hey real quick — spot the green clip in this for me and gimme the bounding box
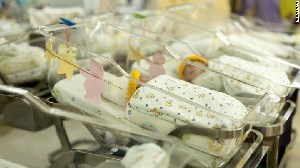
[133,12,147,19]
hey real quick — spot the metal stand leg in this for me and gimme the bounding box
[265,136,279,168]
[52,117,72,151]
[49,117,97,165]
[51,150,120,168]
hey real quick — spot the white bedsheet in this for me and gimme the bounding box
[53,74,125,123]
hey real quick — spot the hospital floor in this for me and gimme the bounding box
[283,91,300,168]
[0,93,300,168]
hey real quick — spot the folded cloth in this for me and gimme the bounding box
[102,75,129,107]
[122,143,167,168]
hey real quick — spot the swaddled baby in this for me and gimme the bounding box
[53,68,249,157]
[91,70,248,157]
[49,76,258,168]
[0,39,47,84]
[178,55,290,97]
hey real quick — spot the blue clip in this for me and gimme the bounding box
[59,18,76,29]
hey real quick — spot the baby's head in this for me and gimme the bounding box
[178,56,208,82]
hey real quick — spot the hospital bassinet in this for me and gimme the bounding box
[167,3,298,45]
[37,20,280,167]
[127,11,299,167]
[0,33,52,131]
[166,4,300,69]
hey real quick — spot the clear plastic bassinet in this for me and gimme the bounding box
[128,15,300,103]
[38,21,277,167]
[166,4,300,68]
[167,3,295,33]
[168,3,298,45]
[216,11,300,45]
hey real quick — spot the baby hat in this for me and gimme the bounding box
[101,70,140,107]
[178,55,208,80]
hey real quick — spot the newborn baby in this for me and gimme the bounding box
[0,39,47,84]
[178,55,290,97]
[53,70,250,157]
[99,71,249,156]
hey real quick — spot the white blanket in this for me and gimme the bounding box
[126,75,248,156]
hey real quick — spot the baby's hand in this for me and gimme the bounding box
[136,77,150,89]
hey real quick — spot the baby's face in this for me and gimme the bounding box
[183,61,205,81]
